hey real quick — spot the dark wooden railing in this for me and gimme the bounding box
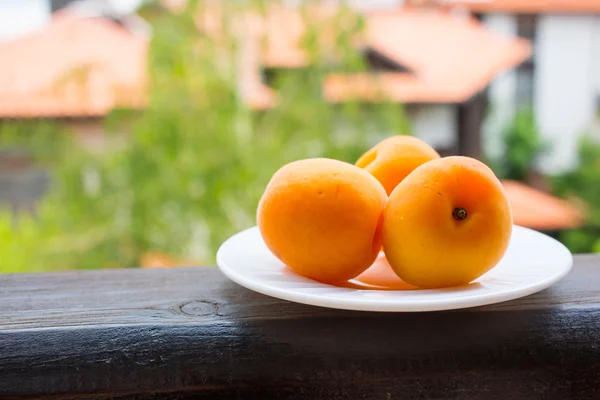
[2,255,600,399]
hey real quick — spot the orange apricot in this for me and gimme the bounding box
[356,135,440,195]
[382,156,513,289]
[257,158,387,284]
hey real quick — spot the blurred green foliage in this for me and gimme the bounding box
[552,136,600,253]
[0,1,409,272]
[491,108,600,254]
[492,108,549,181]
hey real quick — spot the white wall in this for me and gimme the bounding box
[592,17,600,97]
[0,0,51,42]
[408,104,457,150]
[344,0,403,11]
[534,15,597,174]
[590,16,600,140]
[64,0,146,18]
[480,13,518,160]
[284,0,403,10]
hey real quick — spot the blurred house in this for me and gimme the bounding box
[0,0,584,231]
[190,1,583,231]
[0,0,150,146]
[408,0,600,174]
[320,8,531,158]
[192,2,531,158]
[0,2,271,148]
[0,13,148,150]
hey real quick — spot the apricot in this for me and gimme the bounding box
[257,158,387,284]
[382,156,512,289]
[356,135,440,195]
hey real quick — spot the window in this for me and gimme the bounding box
[516,64,534,108]
[517,14,537,41]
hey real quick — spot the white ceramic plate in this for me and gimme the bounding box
[217,226,573,312]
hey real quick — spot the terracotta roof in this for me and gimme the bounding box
[501,180,585,230]
[410,0,600,13]
[173,3,531,105]
[257,3,352,69]
[194,2,345,69]
[323,9,531,103]
[0,10,273,118]
[0,15,148,118]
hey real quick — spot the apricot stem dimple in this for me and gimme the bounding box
[453,207,467,221]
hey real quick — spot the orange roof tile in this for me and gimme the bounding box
[194,2,345,69]
[257,3,349,68]
[412,0,600,13]
[0,11,275,118]
[0,15,148,118]
[177,3,531,105]
[324,9,531,103]
[501,180,585,230]
[324,72,454,103]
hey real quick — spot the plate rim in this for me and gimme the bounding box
[216,225,573,312]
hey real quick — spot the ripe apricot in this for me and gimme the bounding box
[356,135,440,195]
[257,158,387,284]
[382,156,512,289]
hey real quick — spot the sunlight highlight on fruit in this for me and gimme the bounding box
[382,156,513,289]
[356,135,440,195]
[257,138,513,290]
[257,158,387,284]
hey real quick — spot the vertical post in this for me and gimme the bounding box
[457,90,488,159]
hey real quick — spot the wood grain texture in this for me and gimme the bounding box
[1,255,600,399]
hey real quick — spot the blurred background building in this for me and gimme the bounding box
[0,0,594,271]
